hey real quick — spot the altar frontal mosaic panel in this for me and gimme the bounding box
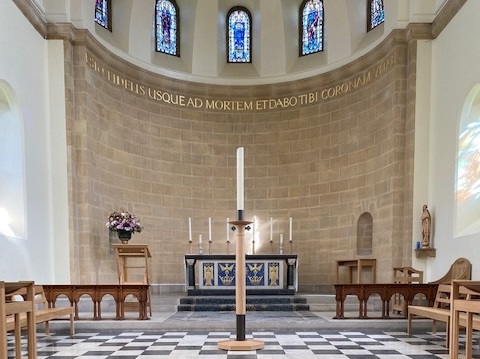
[198,260,283,289]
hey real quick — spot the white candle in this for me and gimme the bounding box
[252,217,256,243]
[208,217,212,243]
[270,217,273,242]
[289,217,293,242]
[236,147,244,211]
[188,217,192,243]
[280,233,283,245]
[227,217,230,243]
[199,234,203,245]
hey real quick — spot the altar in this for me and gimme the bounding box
[184,254,298,295]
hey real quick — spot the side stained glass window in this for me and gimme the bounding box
[455,85,480,237]
[368,0,385,31]
[227,7,252,63]
[95,0,111,31]
[155,0,180,56]
[300,0,324,56]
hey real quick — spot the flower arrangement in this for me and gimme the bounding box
[106,211,143,233]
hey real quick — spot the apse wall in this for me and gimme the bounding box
[69,30,410,292]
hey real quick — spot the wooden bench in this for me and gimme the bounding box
[42,284,150,320]
[6,285,74,336]
[407,283,480,348]
[333,283,438,319]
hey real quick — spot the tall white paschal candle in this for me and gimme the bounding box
[252,217,256,243]
[226,217,230,242]
[236,147,244,219]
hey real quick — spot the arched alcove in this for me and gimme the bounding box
[0,80,26,239]
[357,212,373,255]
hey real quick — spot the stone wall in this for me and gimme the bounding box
[68,29,410,293]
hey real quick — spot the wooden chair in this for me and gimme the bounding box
[392,266,423,315]
[430,257,471,284]
[408,284,452,346]
[450,280,480,358]
[408,283,479,348]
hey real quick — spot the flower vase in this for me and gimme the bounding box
[117,230,132,244]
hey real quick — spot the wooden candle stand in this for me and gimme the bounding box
[217,220,264,351]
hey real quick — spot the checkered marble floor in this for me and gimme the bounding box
[7,330,479,358]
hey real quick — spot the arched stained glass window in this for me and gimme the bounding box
[227,7,252,63]
[95,0,111,31]
[368,0,385,31]
[155,0,179,56]
[300,0,324,56]
[455,85,480,237]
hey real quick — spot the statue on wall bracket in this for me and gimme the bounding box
[421,204,432,248]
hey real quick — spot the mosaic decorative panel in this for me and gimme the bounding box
[198,259,283,289]
[202,262,215,286]
[217,262,236,286]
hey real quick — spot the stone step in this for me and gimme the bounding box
[180,296,307,305]
[177,295,309,311]
[178,303,310,312]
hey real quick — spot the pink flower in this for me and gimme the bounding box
[106,211,143,233]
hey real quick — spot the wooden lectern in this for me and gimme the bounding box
[113,244,152,316]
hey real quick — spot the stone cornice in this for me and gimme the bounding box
[12,0,47,38]
[405,23,434,43]
[79,27,407,96]
[432,0,468,38]
[46,23,86,44]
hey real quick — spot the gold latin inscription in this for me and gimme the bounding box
[85,52,396,111]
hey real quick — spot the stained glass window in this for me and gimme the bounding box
[155,0,179,56]
[368,0,385,31]
[95,0,111,31]
[227,7,252,63]
[455,86,480,236]
[457,121,480,203]
[300,0,324,56]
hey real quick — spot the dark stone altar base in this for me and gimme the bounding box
[183,254,301,311]
[178,295,309,312]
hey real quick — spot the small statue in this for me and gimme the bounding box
[421,205,431,248]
